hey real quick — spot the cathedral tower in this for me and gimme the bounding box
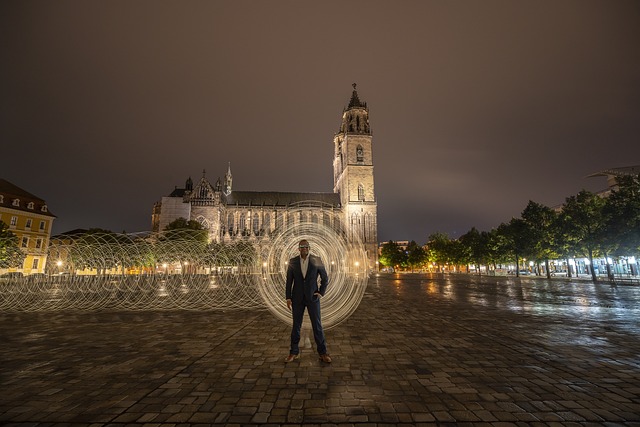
[333,84,378,267]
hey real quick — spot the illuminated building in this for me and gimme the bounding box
[0,179,56,275]
[152,85,379,266]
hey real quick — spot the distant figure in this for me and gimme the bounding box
[284,239,331,363]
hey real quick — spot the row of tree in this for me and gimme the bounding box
[379,175,640,282]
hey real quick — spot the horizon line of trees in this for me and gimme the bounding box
[379,175,640,282]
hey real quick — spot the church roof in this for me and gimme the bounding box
[169,187,187,197]
[224,191,341,208]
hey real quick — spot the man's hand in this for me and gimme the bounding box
[286,299,292,311]
[313,292,321,298]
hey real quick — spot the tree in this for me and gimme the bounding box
[521,201,559,278]
[560,190,606,282]
[0,221,25,269]
[163,217,208,242]
[603,175,640,258]
[458,227,487,275]
[406,240,426,272]
[379,241,406,270]
[426,232,455,272]
[496,218,532,277]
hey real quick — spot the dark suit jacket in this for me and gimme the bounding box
[285,254,329,303]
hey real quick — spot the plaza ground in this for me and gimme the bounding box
[1,273,639,426]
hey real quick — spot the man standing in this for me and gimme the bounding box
[285,239,332,363]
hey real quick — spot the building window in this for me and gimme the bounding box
[227,213,234,233]
[25,218,32,229]
[358,184,365,201]
[39,221,45,231]
[21,237,29,248]
[12,199,20,207]
[264,213,270,231]
[239,213,246,231]
[10,216,17,226]
[41,205,48,213]
[27,202,34,209]
[253,213,259,234]
[32,258,39,270]
[35,238,43,249]
[356,145,364,163]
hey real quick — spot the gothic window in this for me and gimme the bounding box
[356,145,364,163]
[312,214,318,224]
[239,213,246,231]
[264,213,271,231]
[300,212,308,223]
[276,212,283,229]
[358,184,365,201]
[363,213,373,243]
[227,213,234,233]
[323,212,330,228]
[253,213,259,234]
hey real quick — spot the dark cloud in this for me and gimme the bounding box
[2,1,639,242]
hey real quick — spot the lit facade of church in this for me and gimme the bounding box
[152,85,378,266]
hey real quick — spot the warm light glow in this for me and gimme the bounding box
[56,260,62,267]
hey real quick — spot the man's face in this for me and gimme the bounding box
[298,241,309,258]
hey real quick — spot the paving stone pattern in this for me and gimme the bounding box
[1,273,640,426]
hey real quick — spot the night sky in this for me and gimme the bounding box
[2,1,639,243]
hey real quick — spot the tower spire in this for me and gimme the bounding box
[348,82,366,109]
[223,162,232,196]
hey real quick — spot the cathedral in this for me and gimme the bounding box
[152,85,378,266]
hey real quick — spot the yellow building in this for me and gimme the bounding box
[0,179,56,275]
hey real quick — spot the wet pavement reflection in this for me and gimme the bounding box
[1,272,639,425]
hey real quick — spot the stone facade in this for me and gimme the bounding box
[152,85,378,266]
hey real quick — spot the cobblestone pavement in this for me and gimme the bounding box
[1,273,640,426]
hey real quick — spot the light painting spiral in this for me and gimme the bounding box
[0,208,369,326]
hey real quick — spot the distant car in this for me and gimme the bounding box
[518,270,530,276]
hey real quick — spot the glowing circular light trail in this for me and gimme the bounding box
[0,208,369,324]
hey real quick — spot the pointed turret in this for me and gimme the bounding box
[348,83,367,109]
[224,162,232,196]
[340,83,370,135]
